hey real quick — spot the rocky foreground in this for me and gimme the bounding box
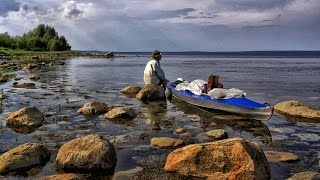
[0,82,319,179]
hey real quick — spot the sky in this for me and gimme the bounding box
[0,0,319,51]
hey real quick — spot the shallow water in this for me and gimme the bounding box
[0,55,319,179]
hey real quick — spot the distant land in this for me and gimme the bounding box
[81,51,320,58]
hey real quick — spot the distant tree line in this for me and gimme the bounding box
[0,24,71,51]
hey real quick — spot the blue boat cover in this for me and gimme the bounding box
[168,83,266,109]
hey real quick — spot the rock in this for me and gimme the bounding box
[0,76,8,83]
[0,143,51,175]
[275,101,320,120]
[66,97,84,103]
[264,151,300,163]
[175,128,187,134]
[206,129,228,140]
[120,86,142,94]
[6,106,44,133]
[56,134,117,174]
[29,75,40,81]
[37,173,83,180]
[31,56,39,60]
[13,82,36,88]
[136,84,165,101]
[287,171,320,180]
[77,101,113,116]
[26,63,40,70]
[58,61,65,65]
[164,137,270,180]
[113,167,144,180]
[150,137,184,149]
[110,134,135,145]
[105,107,137,119]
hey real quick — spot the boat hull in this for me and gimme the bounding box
[168,84,273,121]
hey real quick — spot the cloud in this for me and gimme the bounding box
[0,0,319,50]
[0,0,20,16]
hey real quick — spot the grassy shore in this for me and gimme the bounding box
[0,47,80,60]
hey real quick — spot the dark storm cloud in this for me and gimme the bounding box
[66,9,84,18]
[0,0,20,16]
[215,0,293,11]
[140,8,195,20]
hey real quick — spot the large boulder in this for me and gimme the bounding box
[37,173,83,180]
[120,86,142,94]
[105,107,137,119]
[77,101,113,116]
[0,143,51,175]
[136,84,165,101]
[275,101,320,120]
[164,137,270,180]
[6,106,44,133]
[56,134,117,174]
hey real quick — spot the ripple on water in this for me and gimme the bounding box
[291,133,320,142]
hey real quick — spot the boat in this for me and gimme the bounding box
[166,81,274,121]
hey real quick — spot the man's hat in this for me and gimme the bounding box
[151,50,162,59]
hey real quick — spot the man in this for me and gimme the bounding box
[143,50,167,87]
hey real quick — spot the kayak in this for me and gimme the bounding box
[166,81,273,121]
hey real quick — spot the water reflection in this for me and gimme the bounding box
[140,101,167,130]
[275,112,320,124]
[171,98,272,144]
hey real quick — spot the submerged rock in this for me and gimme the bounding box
[164,137,270,180]
[150,137,184,149]
[264,151,300,163]
[0,143,51,175]
[105,107,137,119]
[29,74,40,81]
[275,101,320,120]
[6,106,44,133]
[13,82,36,88]
[37,173,84,180]
[56,134,117,174]
[120,86,142,94]
[0,76,8,83]
[136,84,165,101]
[287,171,320,180]
[113,167,144,179]
[77,101,113,116]
[26,63,40,70]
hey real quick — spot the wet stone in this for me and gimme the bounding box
[150,137,184,149]
[265,151,300,163]
[36,173,84,180]
[206,129,228,140]
[175,128,187,134]
[120,86,142,94]
[287,171,320,180]
[105,107,137,119]
[0,143,51,175]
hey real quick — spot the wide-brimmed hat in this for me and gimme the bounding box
[151,50,162,58]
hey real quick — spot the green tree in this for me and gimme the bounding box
[0,24,72,51]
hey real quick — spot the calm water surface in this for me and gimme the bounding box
[0,54,319,179]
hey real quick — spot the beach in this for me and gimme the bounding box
[0,53,319,179]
